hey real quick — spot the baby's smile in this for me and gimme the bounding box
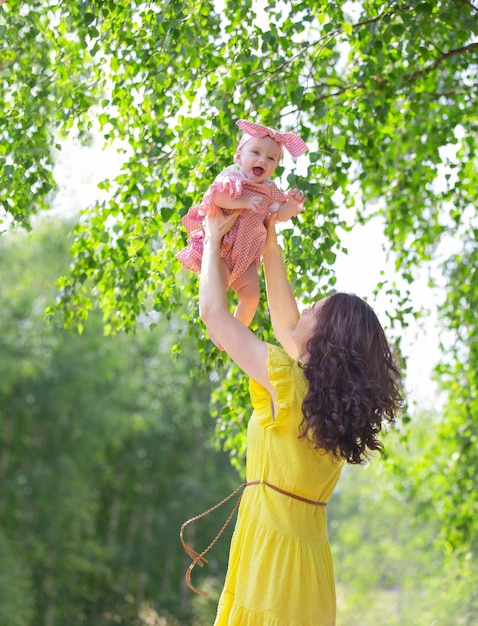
[253,167,264,177]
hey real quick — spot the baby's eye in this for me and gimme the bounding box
[268,156,276,162]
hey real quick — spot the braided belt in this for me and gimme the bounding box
[180,480,326,596]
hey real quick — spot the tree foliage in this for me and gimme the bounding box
[2,221,477,624]
[0,221,240,624]
[330,416,478,625]
[2,0,476,323]
[1,0,477,561]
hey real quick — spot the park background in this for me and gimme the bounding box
[1,0,477,625]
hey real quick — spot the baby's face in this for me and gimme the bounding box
[236,136,281,183]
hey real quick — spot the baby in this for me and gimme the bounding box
[176,119,308,328]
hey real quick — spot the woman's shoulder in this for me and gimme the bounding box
[249,343,295,393]
[266,342,294,366]
[249,343,304,427]
[266,343,304,387]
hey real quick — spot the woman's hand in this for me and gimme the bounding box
[204,204,242,245]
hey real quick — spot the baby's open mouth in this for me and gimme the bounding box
[253,167,264,177]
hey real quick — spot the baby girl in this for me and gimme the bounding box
[176,119,308,328]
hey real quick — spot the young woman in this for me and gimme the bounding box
[196,206,404,626]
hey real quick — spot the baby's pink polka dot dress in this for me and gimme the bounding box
[176,165,287,285]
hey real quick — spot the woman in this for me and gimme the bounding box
[197,206,404,626]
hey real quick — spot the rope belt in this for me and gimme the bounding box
[180,480,327,596]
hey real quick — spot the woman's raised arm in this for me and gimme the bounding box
[199,206,273,395]
[261,216,300,359]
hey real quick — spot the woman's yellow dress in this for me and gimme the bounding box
[214,344,345,626]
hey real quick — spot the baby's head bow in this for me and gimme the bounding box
[236,119,308,158]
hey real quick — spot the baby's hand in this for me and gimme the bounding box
[287,188,306,208]
[244,196,264,211]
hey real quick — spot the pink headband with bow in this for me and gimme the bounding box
[236,119,308,158]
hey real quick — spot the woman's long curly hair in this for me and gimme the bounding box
[300,293,405,465]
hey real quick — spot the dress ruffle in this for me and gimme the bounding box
[202,168,251,206]
[249,344,294,429]
[226,606,334,626]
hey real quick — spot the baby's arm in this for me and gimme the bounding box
[273,189,306,222]
[213,189,263,212]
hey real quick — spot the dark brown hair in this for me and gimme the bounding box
[300,293,405,464]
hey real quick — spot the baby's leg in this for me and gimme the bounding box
[231,264,260,327]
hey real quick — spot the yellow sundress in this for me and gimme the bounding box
[214,344,345,626]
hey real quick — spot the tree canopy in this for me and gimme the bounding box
[1,0,477,568]
[2,0,476,322]
[0,220,240,624]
